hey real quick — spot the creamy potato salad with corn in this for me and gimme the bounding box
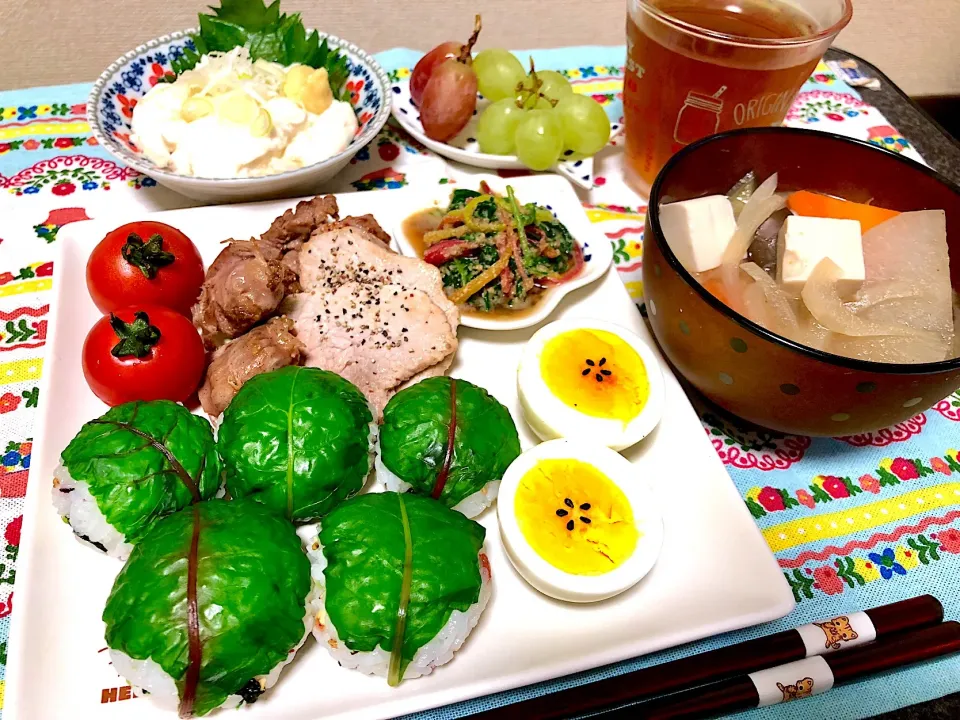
[130,46,358,178]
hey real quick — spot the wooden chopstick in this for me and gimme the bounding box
[610,620,960,719]
[468,595,943,719]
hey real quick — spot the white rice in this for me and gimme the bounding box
[109,586,318,712]
[298,523,492,682]
[373,450,499,519]
[51,463,133,560]
[364,414,379,478]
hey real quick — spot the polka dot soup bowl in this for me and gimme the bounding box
[88,29,390,204]
[642,128,960,436]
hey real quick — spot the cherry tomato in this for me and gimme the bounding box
[87,221,205,316]
[82,305,206,406]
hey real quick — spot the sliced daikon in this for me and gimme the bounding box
[859,210,952,350]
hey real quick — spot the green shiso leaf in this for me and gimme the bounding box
[217,366,373,522]
[171,0,352,99]
[103,499,310,716]
[60,400,220,544]
[319,493,485,682]
[380,377,521,508]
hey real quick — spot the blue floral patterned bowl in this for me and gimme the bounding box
[88,29,390,203]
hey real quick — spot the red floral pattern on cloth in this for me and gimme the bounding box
[701,408,811,471]
[837,414,927,447]
[813,565,846,595]
[935,393,960,421]
[744,450,960,519]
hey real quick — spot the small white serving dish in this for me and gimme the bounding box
[390,78,621,190]
[392,174,613,331]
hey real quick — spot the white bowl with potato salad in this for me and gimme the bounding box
[89,18,390,203]
[130,47,359,179]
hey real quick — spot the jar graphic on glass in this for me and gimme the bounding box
[673,86,726,146]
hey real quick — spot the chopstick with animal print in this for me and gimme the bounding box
[608,620,960,719]
[468,595,944,719]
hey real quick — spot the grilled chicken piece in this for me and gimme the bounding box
[259,195,341,253]
[192,240,288,349]
[198,317,304,416]
[289,225,459,417]
[192,195,393,346]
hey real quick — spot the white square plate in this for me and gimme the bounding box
[5,175,794,720]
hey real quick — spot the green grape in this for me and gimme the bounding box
[556,94,611,156]
[514,110,564,171]
[516,69,573,108]
[476,99,527,155]
[537,70,574,101]
[474,49,526,102]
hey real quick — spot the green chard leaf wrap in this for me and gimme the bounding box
[319,492,486,683]
[59,400,220,544]
[104,499,310,717]
[380,377,521,508]
[218,367,373,522]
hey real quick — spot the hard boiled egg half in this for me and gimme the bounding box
[498,439,663,602]
[517,319,665,451]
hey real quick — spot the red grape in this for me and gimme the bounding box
[411,42,461,106]
[420,60,478,142]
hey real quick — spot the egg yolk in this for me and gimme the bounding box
[514,458,639,576]
[539,329,649,426]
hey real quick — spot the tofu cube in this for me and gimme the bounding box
[777,216,865,299]
[659,195,737,273]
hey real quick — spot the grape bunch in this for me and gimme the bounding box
[411,19,610,172]
[474,52,610,171]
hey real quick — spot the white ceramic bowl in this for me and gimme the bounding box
[88,29,391,204]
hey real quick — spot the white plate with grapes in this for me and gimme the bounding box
[390,20,618,189]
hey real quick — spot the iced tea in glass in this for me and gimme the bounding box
[624,0,853,195]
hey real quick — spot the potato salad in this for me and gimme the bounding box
[131,47,358,178]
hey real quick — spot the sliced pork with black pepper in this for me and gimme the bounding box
[289,225,459,417]
[192,195,393,346]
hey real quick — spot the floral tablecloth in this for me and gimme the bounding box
[0,46,956,720]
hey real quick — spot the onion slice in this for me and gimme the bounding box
[740,262,800,337]
[722,173,785,265]
[801,259,910,337]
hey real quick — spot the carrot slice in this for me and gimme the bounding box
[701,277,730,306]
[786,190,900,233]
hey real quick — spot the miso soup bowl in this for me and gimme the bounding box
[642,127,960,436]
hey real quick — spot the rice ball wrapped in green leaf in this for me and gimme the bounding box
[104,498,312,717]
[300,492,490,685]
[218,366,375,522]
[52,400,220,560]
[378,377,521,517]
